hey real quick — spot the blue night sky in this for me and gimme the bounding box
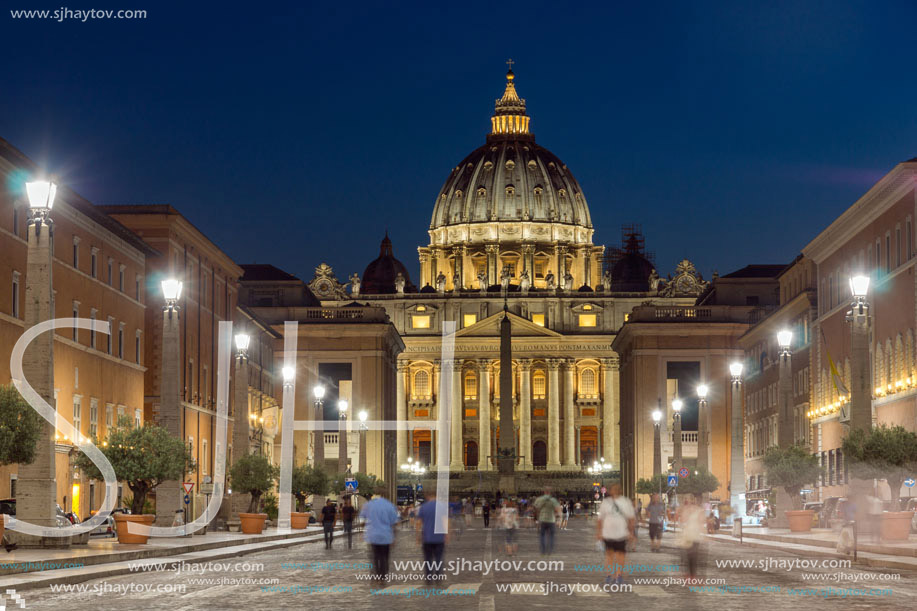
[4,1,917,284]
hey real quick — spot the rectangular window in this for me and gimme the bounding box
[135,331,141,365]
[12,208,18,237]
[72,302,79,341]
[897,227,902,267]
[886,235,891,272]
[73,238,80,268]
[136,275,141,300]
[106,317,114,354]
[90,309,97,348]
[107,258,113,285]
[578,314,597,327]
[89,399,98,439]
[134,408,142,427]
[73,396,82,441]
[463,313,477,327]
[119,265,125,292]
[105,404,113,431]
[118,324,124,359]
[533,372,546,399]
[532,314,545,327]
[202,439,208,475]
[91,249,98,278]
[534,260,545,279]
[11,272,20,318]
[412,315,431,329]
[464,374,477,399]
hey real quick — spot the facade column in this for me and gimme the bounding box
[547,359,562,468]
[419,252,430,288]
[15,212,63,546]
[521,243,535,277]
[600,358,617,465]
[730,371,746,523]
[396,361,408,467]
[485,244,499,287]
[555,245,568,283]
[229,352,251,519]
[519,359,532,469]
[450,361,463,470]
[452,246,463,290]
[584,246,593,288]
[563,359,576,468]
[478,359,492,470]
[575,425,582,466]
[430,249,439,286]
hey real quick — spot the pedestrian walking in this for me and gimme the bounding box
[360,487,401,583]
[482,501,491,528]
[560,501,569,530]
[676,494,706,581]
[595,482,636,586]
[647,493,665,552]
[534,487,561,555]
[416,490,448,585]
[341,496,356,549]
[320,499,337,549]
[500,499,520,556]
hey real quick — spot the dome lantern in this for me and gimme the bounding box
[491,62,531,138]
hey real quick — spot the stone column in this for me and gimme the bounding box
[478,359,492,470]
[849,302,871,431]
[547,359,561,468]
[575,425,582,466]
[600,358,617,464]
[419,253,430,288]
[563,359,576,468]
[155,301,183,527]
[15,215,63,546]
[521,243,535,276]
[774,347,794,525]
[519,359,532,469]
[452,246,463,290]
[697,397,709,472]
[450,361,463,470]
[555,245,568,283]
[396,361,408,466]
[229,354,251,519]
[430,249,439,285]
[730,375,746,523]
[485,244,499,287]
[584,247,593,288]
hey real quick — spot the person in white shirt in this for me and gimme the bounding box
[595,482,636,585]
[677,494,707,580]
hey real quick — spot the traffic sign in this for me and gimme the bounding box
[905,478,916,488]
[679,468,689,478]
[183,482,194,494]
[415,483,423,492]
[344,478,358,492]
[667,474,678,488]
[183,494,190,505]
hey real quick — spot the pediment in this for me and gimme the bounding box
[455,311,561,338]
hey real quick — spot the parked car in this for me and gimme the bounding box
[803,502,824,527]
[89,515,116,537]
[0,498,73,528]
[819,496,846,528]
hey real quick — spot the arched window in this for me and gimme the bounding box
[413,370,430,400]
[580,368,597,398]
[532,371,546,399]
[464,372,477,400]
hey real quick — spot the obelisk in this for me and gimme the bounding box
[498,305,516,492]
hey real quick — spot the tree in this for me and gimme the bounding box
[678,468,720,499]
[229,453,278,513]
[842,425,917,511]
[635,474,669,496]
[75,417,195,515]
[763,444,820,510]
[291,463,330,511]
[0,385,42,466]
[332,472,384,500]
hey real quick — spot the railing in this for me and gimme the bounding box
[324,433,339,445]
[303,308,382,321]
[668,431,698,443]
[628,305,777,324]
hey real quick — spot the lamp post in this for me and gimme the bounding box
[587,457,610,514]
[696,384,710,472]
[155,278,184,527]
[400,457,425,504]
[232,333,251,461]
[777,330,794,447]
[312,385,325,468]
[672,398,683,476]
[358,410,368,474]
[652,408,662,478]
[847,276,871,431]
[15,179,62,546]
[729,362,746,524]
[338,399,349,474]
[278,365,296,530]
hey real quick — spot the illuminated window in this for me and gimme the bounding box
[413,370,431,399]
[463,314,477,327]
[578,314,597,327]
[532,314,545,327]
[624,313,630,322]
[464,372,477,399]
[412,315,431,329]
[583,304,592,311]
[580,368,597,397]
[534,260,545,278]
[533,371,546,399]
[416,305,426,312]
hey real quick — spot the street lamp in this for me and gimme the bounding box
[312,384,325,467]
[26,179,57,229]
[652,408,662,478]
[154,277,185,526]
[358,410,368,474]
[847,275,871,431]
[777,329,793,357]
[234,333,250,360]
[696,384,709,471]
[729,361,745,525]
[672,398,683,476]
[338,399,349,474]
[400,458,425,504]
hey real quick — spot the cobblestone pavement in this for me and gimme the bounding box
[17,516,917,610]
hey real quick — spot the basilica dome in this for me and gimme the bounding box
[428,69,594,248]
[362,234,416,294]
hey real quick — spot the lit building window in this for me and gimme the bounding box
[532,314,545,327]
[580,368,597,398]
[464,372,477,399]
[413,370,431,399]
[583,304,592,311]
[578,314,597,327]
[416,305,426,312]
[533,371,546,399]
[463,313,477,327]
[412,315,431,329]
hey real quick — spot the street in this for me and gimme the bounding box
[18,515,916,610]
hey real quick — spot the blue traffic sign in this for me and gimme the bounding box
[667,474,678,488]
[415,483,423,492]
[183,494,190,504]
[905,478,916,488]
[344,478,358,492]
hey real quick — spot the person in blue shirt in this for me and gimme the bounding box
[415,490,449,585]
[359,487,401,582]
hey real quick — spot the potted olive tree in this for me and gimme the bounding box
[0,385,41,543]
[763,444,820,532]
[76,417,195,544]
[842,425,917,541]
[291,464,329,529]
[229,453,278,534]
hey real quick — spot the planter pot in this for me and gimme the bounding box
[239,512,268,534]
[785,510,815,533]
[290,512,312,529]
[113,514,155,544]
[879,511,914,541]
